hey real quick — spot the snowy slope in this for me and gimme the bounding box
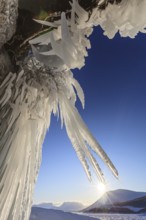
[84,189,146,211]
[30,207,98,220]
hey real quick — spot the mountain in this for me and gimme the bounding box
[34,201,86,212]
[30,207,96,220]
[58,202,86,212]
[84,189,146,214]
[114,195,146,213]
[34,203,58,210]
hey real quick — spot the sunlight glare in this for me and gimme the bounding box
[97,182,106,195]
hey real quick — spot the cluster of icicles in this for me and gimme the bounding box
[0,58,117,220]
[1,0,146,219]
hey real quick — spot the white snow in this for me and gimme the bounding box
[30,208,97,220]
[30,208,146,220]
[78,212,146,220]
[122,206,143,212]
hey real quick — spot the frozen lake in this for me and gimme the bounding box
[30,207,146,220]
[77,213,146,220]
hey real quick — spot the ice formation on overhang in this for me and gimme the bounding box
[91,0,146,38]
[29,1,92,70]
[30,0,146,72]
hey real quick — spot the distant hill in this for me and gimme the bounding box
[34,203,57,210]
[59,202,86,212]
[84,189,146,214]
[34,201,86,212]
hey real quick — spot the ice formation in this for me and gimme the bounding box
[0,57,118,220]
[1,0,146,219]
[91,0,146,38]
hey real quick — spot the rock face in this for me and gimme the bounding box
[18,0,122,16]
[0,48,14,82]
[0,0,18,47]
[0,0,18,80]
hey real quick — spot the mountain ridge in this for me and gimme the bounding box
[83,189,146,214]
[34,201,86,212]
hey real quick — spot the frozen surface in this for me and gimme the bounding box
[78,213,146,220]
[30,208,97,220]
[30,208,146,220]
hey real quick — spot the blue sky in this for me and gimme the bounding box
[33,27,146,206]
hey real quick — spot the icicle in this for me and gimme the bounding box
[70,76,85,109]
[70,0,89,26]
[57,92,118,181]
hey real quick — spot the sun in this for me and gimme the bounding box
[97,182,107,195]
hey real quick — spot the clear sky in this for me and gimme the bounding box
[33,27,146,206]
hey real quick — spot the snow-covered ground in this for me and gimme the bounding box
[30,207,97,220]
[30,207,146,220]
[77,212,146,220]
